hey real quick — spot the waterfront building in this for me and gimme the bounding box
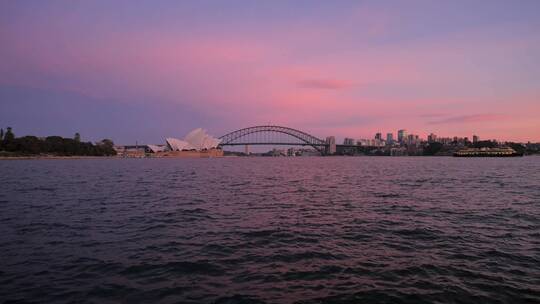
[440,137,453,144]
[398,129,407,143]
[147,145,167,153]
[357,139,368,146]
[473,135,479,143]
[343,138,355,145]
[166,128,221,151]
[390,147,407,156]
[326,136,336,154]
[358,138,384,147]
[386,133,394,145]
[269,148,286,156]
[428,133,437,143]
[375,133,382,140]
[115,145,147,158]
[287,148,296,156]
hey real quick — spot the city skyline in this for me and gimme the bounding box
[1,1,540,143]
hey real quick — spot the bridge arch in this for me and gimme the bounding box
[218,125,328,154]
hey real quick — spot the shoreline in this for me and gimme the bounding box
[1,154,538,160]
[0,155,118,160]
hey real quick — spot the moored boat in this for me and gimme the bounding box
[453,147,523,157]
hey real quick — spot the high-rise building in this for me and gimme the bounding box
[326,136,336,154]
[398,129,407,143]
[473,135,479,143]
[386,133,394,144]
[343,138,355,145]
[375,132,382,140]
[428,133,437,143]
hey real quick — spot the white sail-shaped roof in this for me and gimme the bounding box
[203,136,221,150]
[182,128,221,150]
[184,128,207,150]
[166,138,195,151]
[166,129,221,151]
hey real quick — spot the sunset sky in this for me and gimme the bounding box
[1,1,539,143]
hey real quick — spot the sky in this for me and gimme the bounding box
[1,0,539,144]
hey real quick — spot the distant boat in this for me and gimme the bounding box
[453,147,523,157]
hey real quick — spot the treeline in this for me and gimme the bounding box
[0,127,117,156]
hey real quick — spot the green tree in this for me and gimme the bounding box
[0,130,118,157]
[473,140,497,148]
[3,127,16,151]
[16,136,43,154]
[44,136,65,154]
[96,139,117,156]
[507,142,526,155]
[423,142,443,156]
[4,127,14,141]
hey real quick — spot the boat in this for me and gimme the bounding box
[453,147,523,157]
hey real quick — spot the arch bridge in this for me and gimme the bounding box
[218,125,329,154]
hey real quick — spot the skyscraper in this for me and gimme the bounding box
[473,135,479,143]
[343,138,355,145]
[398,129,407,143]
[375,132,382,140]
[386,133,393,144]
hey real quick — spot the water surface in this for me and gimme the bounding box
[1,157,539,303]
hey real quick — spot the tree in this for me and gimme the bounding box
[44,136,65,154]
[4,127,14,142]
[507,142,526,155]
[473,140,497,149]
[423,142,443,156]
[96,139,117,156]
[0,130,117,157]
[3,127,16,151]
[16,136,43,154]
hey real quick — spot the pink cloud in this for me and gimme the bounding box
[1,12,539,142]
[427,114,508,125]
[297,78,353,90]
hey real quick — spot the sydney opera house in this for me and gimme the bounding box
[117,128,223,158]
[160,128,223,157]
[165,128,221,152]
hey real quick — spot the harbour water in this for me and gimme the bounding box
[1,157,539,303]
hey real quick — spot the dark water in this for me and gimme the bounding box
[1,157,539,304]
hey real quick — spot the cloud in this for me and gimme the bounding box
[418,113,447,118]
[428,114,507,125]
[296,78,353,90]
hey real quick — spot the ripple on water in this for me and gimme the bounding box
[0,157,539,303]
